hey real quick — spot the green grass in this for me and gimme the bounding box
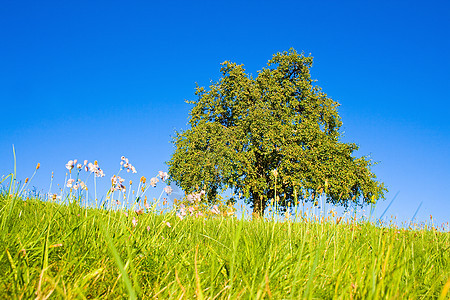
[1,193,449,299]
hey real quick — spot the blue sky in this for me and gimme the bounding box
[1,0,449,226]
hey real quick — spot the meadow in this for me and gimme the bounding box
[0,158,449,299]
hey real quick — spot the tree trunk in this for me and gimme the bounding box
[252,191,266,218]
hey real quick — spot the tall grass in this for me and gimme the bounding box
[1,193,449,299]
[0,156,449,299]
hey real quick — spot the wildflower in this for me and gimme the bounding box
[123,212,128,217]
[132,217,138,227]
[80,181,87,190]
[180,207,187,217]
[166,222,171,227]
[84,160,88,165]
[187,191,204,203]
[140,176,146,184]
[25,178,29,184]
[158,171,169,181]
[66,178,75,188]
[73,183,79,190]
[176,212,184,220]
[111,175,126,192]
[272,169,278,177]
[187,194,194,203]
[73,159,78,165]
[129,180,132,186]
[144,196,150,209]
[188,206,195,214]
[120,156,137,173]
[36,163,40,170]
[146,226,151,232]
[88,162,105,177]
[164,186,173,195]
[135,208,144,215]
[150,177,159,187]
[77,163,82,169]
[66,160,74,170]
[211,205,220,215]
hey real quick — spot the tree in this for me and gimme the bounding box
[168,49,387,217]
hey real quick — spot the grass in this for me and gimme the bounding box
[1,154,449,299]
[1,192,449,299]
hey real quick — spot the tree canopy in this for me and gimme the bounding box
[168,49,387,216]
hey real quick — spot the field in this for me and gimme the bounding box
[1,191,449,299]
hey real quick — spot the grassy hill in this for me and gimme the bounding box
[0,193,449,299]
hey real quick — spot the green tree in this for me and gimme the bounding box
[168,49,386,216]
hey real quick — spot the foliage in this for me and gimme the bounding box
[168,49,387,215]
[0,193,449,299]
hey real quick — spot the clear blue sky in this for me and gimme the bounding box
[1,0,449,226]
